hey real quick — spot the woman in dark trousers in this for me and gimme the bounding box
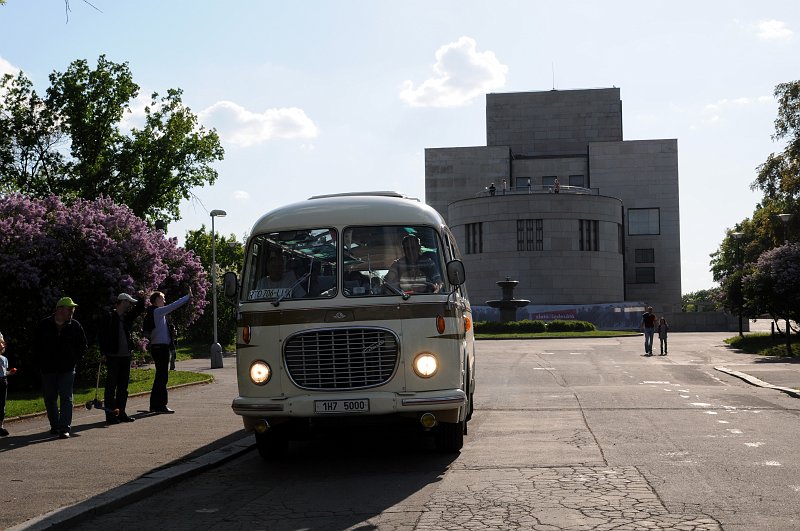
[147,290,191,413]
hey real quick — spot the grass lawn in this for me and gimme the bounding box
[725,332,798,357]
[476,330,639,340]
[173,341,235,362]
[5,368,212,419]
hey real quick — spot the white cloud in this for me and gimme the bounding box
[0,56,20,78]
[400,36,508,108]
[756,19,793,41]
[233,190,250,201]
[699,95,770,125]
[118,93,152,132]
[198,101,319,147]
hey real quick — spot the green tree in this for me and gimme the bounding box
[681,288,721,312]
[742,244,800,354]
[182,226,244,346]
[0,73,67,196]
[711,80,800,312]
[0,55,224,223]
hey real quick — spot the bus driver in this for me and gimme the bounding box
[384,235,443,294]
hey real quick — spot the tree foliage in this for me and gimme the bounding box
[741,243,800,326]
[0,55,224,223]
[681,288,722,312]
[0,194,210,385]
[710,80,800,320]
[181,226,244,346]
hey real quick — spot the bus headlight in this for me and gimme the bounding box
[250,360,271,385]
[413,353,438,378]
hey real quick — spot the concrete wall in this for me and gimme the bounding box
[589,140,681,313]
[487,89,622,156]
[448,193,624,305]
[662,312,745,333]
[425,146,510,219]
[425,87,682,316]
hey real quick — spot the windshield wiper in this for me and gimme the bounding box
[380,277,410,300]
[273,258,314,307]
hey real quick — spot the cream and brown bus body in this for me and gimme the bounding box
[226,192,475,458]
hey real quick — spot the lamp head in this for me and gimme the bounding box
[777,213,793,223]
[210,209,227,218]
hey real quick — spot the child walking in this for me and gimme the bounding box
[657,318,669,356]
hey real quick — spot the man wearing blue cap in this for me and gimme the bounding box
[33,296,88,439]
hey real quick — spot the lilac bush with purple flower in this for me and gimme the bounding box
[742,243,800,328]
[0,193,209,384]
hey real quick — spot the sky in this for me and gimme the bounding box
[1,1,798,294]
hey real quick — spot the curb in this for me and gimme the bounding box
[8,434,254,531]
[4,376,214,425]
[714,366,800,399]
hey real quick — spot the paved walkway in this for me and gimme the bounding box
[1,355,249,530]
[2,332,800,530]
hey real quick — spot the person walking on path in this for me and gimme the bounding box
[33,297,88,438]
[1,331,18,437]
[640,306,657,356]
[657,317,670,356]
[148,290,191,413]
[98,292,145,424]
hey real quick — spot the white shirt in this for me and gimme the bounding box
[150,294,190,345]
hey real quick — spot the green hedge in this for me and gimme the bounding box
[474,319,596,333]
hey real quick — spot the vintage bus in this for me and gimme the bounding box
[224,191,475,459]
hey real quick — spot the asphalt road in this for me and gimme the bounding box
[67,333,800,529]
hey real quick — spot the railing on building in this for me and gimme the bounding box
[475,184,598,197]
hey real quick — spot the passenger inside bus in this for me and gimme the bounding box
[256,250,307,298]
[383,234,443,294]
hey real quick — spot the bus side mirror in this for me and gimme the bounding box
[223,271,238,298]
[446,260,466,286]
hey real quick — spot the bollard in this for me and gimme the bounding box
[210,343,224,369]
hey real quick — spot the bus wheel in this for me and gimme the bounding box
[255,430,288,461]
[435,420,464,453]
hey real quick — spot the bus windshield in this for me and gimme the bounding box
[342,225,447,296]
[243,228,337,302]
[242,225,448,301]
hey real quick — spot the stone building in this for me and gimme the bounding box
[425,87,682,318]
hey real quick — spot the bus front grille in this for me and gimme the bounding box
[284,328,399,390]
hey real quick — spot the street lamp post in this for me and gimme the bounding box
[731,232,744,337]
[777,214,794,355]
[777,213,793,245]
[210,209,227,369]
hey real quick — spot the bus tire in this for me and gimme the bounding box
[255,430,288,461]
[435,420,464,453]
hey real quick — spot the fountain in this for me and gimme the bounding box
[486,277,530,322]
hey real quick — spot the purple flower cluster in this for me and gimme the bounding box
[0,194,209,371]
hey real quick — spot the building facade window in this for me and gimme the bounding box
[579,219,599,251]
[465,222,483,254]
[535,219,543,251]
[517,219,543,251]
[542,176,557,187]
[628,208,660,235]
[568,174,585,187]
[635,248,655,263]
[635,267,655,283]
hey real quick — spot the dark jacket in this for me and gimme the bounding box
[33,316,88,374]
[98,298,145,356]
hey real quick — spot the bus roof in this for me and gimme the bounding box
[249,192,447,234]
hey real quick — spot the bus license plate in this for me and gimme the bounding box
[314,399,370,414]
